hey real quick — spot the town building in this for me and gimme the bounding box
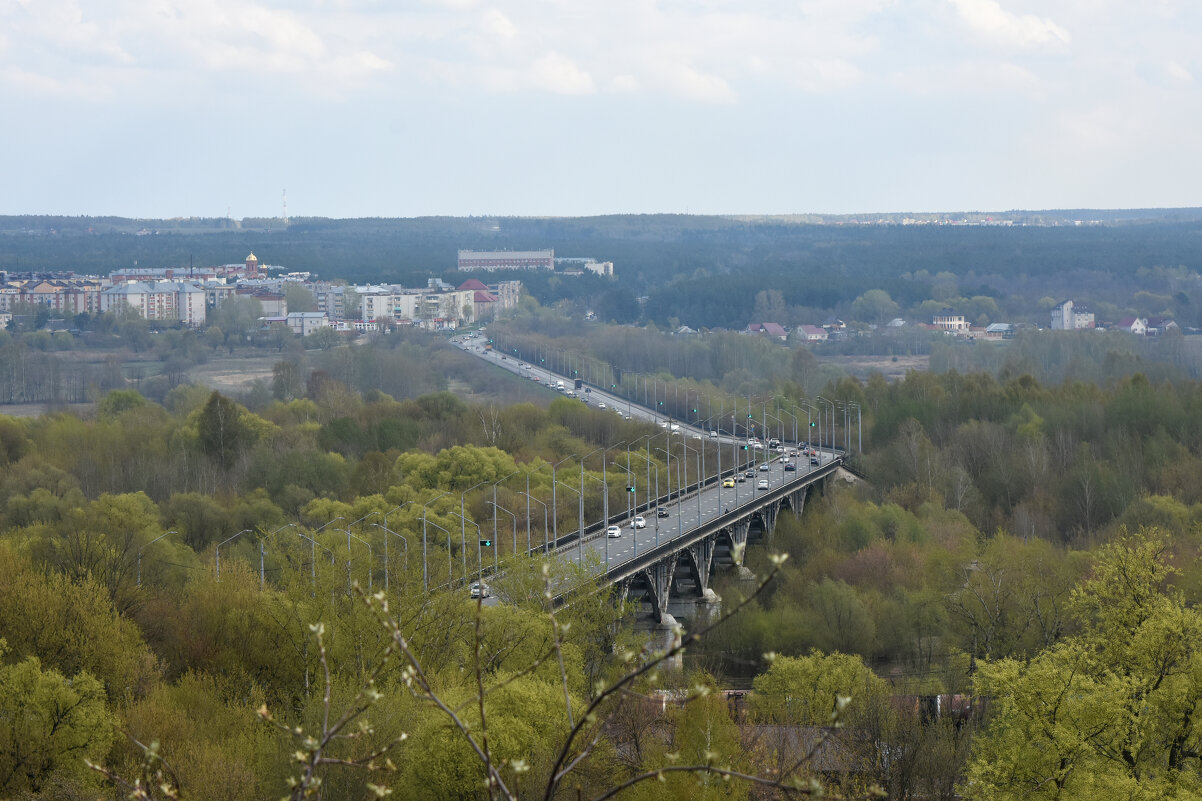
[795,325,829,342]
[458,249,554,272]
[746,322,788,340]
[1050,299,1095,330]
[932,309,969,332]
[1115,316,1149,336]
[286,312,331,336]
[99,281,207,326]
[555,257,615,277]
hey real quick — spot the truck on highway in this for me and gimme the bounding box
[574,378,583,390]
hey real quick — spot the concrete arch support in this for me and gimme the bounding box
[729,521,750,566]
[641,553,679,624]
[787,485,809,517]
[683,536,717,598]
[762,502,781,539]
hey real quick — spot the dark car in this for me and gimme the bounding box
[784,463,796,472]
[656,508,669,518]
[810,456,820,465]
[735,474,747,482]
[744,470,755,478]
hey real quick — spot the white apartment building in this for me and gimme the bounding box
[100,281,207,326]
[1050,299,1095,330]
[356,286,475,326]
[458,249,554,271]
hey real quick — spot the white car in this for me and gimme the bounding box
[630,516,646,529]
[606,525,622,538]
[709,431,719,438]
[757,478,769,490]
[470,582,490,599]
[598,403,607,409]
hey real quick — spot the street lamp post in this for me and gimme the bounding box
[371,523,408,574]
[554,480,582,558]
[345,529,374,592]
[655,447,683,542]
[487,501,517,572]
[262,523,298,590]
[578,448,603,560]
[380,503,417,592]
[421,491,451,592]
[442,511,480,583]
[137,530,177,588]
[550,455,576,550]
[490,471,519,560]
[456,481,490,582]
[421,516,456,588]
[345,513,378,592]
[215,529,253,582]
[295,531,336,586]
[517,492,549,554]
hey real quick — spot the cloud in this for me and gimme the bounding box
[949,0,1070,49]
[531,52,594,94]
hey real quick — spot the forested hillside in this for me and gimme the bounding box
[5,324,1202,797]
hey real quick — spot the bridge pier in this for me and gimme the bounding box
[787,485,809,517]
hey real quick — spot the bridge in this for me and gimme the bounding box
[457,334,845,627]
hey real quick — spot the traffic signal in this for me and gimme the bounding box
[742,445,748,451]
[810,421,817,427]
[626,485,635,493]
[479,539,493,548]
[611,384,616,389]
[748,413,753,419]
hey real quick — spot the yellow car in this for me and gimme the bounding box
[722,478,735,488]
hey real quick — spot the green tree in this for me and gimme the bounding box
[0,648,115,796]
[851,289,900,326]
[196,391,255,470]
[966,529,1202,800]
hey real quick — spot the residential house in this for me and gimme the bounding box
[286,312,331,336]
[1146,316,1179,336]
[1116,316,1149,336]
[984,323,1015,340]
[795,325,829,342]
[932,309,969,332]
[746,322,788,341]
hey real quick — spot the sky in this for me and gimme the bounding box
[2,0,1200,218]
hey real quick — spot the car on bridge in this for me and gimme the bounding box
[757,478,769,490]
[758,462,770,471]
[722,478,735,488]
[630,516,646,529]
[810,456,820,465]
[744,470,755,479]
[784,463,796,472]
[470,582,490,599]
[735,474,747,483]
[606,525,622,538]
[656,508,669,518]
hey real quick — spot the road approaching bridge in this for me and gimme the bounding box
[457,334,843,619]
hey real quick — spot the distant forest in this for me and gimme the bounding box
[4,212,1202,329]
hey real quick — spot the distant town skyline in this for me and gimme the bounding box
[3,1,1200,219]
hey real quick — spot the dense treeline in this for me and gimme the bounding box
[7,324,1202,797]
[6,214,1202,331]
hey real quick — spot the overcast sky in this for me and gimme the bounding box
[2,0,1200,218]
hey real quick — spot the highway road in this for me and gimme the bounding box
[453,333,838,581]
